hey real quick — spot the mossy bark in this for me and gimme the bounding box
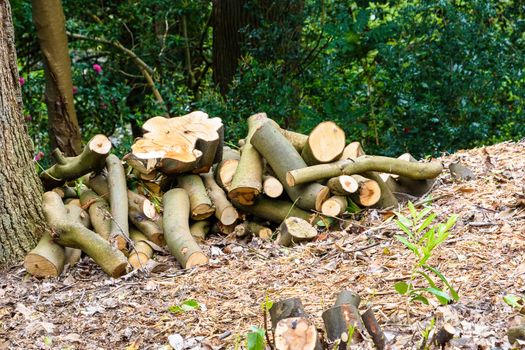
[0,2,46,265]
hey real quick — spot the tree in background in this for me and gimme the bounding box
[32,0,81,156]
[0,0,47,265]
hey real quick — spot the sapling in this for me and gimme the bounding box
[393,201,459,305]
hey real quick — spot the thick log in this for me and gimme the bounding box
[215,147,240,191]
[228,113,266,205]
[301,121,345,165]
[190,221,211,242]
[52,186,77,199]
[128,202,164,246]
[276,217,318,246]
[79,186,111,240]
[201,173,239,225]
[361,308,386,350]
[251,120,330,211]
[128,228,154,269]
[270,297,307,329]
[274,317,322,350]
[42,192,128,277]
[63,204,90,266]
[287,156,443,187]
[178,174,215,220]
[263,175,284,198]
[234,221,272,240]
[362,171,398,209]
[322,304,365,347]
[131,111,223,174]
[233,196,321,224]
[24,233,65,278]
[106,154,129,251]
[327,175,358,195]
[163,188,208,268]
[349,175,381,207]
[85,173,110,198]
[127,190,158,221]
[321,196,347,217]
[334,290,361,308]
[40,134,112,189]
[340,141,365,160]
[395,153,435,196]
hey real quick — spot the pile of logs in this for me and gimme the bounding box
[25,111,443,278]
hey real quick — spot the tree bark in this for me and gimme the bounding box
[0,1,47,265]
[32,0,81,156]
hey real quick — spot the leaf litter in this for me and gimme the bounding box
[1,140,525,349]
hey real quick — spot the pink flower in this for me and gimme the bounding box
[92,64,102,74]
[19,77,25,86]
[25,115,32,122]
[34,151,44,161]
[72,86,78,94]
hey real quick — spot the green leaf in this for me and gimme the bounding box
[246,326,265,350]
[416,270,437,288]
[395,235,420,257]
[425,287,452,305]
[444,214,459,231]
[395,220,414,238]
[503,294,522,308]
[424,265,460,301]
[411,294,430,305]
[168,299,200,314]
[416,207,432,223]
[394,281,410,295]
[416,213,437,234]
[408,201,417,220]
[394,211,413,229]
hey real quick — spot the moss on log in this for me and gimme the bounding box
[40,134,112,189]
[163,188,208,268]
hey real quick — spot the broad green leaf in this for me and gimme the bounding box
[411,294,429,305]
[416,270,437,288]
[424,265,460,301]
[168,299,200,313]
[417,213,437,234]
[503,294,523,308]
[394,281,410,295]
[246,326,265,350]
[396,235,420,257]
[425,287,452,305]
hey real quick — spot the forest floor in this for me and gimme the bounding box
[2,140,525,350]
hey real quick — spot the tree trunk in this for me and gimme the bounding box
[0,1,47,265]
[212,0,248,95]
[32,0,81,156]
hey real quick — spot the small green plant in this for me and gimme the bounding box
[504,294,525,314]
[419,318,435,350]
[167,299,200,314]
[246,326,266,350]
[393,201,459,305]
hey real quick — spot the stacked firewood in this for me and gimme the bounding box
[24,111,442,278]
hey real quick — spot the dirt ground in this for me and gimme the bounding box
[2,140,525,350]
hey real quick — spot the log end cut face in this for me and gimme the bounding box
[131,111,223,174]
[89,134,112,155]
[24,254,61,278]
[308,121,346,163]
[274,317,319,350]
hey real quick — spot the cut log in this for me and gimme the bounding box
[322,304,365,346]
[233,196,321,224]
[263,175,284,198]
[24,233,65,278]
[508,325,525,345]
[40,134,112,189]
[274,317,322,350]
[163,188,209,268]
[52,186,77,199]
[334,290,361,308]
[433,323,456,348]
[211,221,237,235]
[123,153,158,178]
[286,156,443,187]
[449,162,475,181]
[234,221,273,240]
[362,171,398,209]
[321,196,347,217]
[250,120,330,211]
[394,154,435,196]
[276,217,318,247]
[79,186,111,240]
[127,190,158,221]
[178,174,215,220]
[228,113,266,205]
[190,221,211,242]
[301,121,345,165]
[63,204,90,266]
[349,175,381,207]
[361,308,386,350]
[128,228,154,269]
[270,297,307,329]
[201,173,239,225]
[42,192,128,277]
[105,154,129,251]
[128,200,164,246]
[86,173,110,198]
[327,175,358,195]
[215,147,240,191]
[340,141,365,160]
[131,111,223,174]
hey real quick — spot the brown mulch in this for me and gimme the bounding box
[2,140,525,350]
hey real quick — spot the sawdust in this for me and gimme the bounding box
[2,140,525,349]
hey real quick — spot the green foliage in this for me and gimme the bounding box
[394,202,459,305]
[246,326,266,350]
[167,299,200,314]
[504,294,525,313]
